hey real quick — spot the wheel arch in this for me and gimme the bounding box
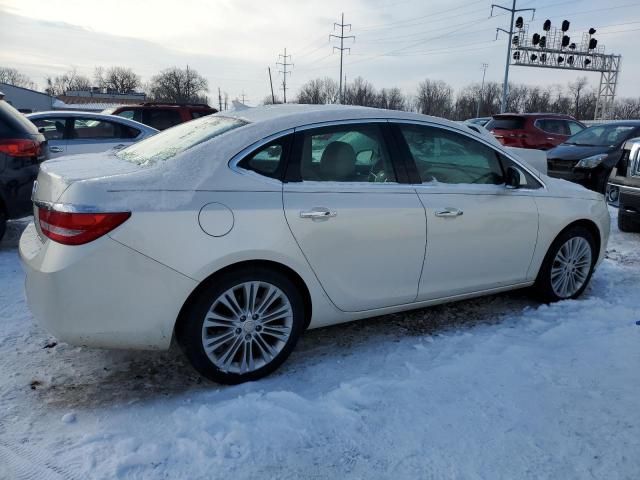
[175,259,313,336]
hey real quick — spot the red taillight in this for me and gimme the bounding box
[0,139,40,157]
[38,208,131,245]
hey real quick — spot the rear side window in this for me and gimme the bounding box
[0,101,39,135]
[145,109,182,130]
[536,119,570,135]
[117,115,247,166]
[486,117,525,130]
[115,109,144,123]
[237,136,291,180]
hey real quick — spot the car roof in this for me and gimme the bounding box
[218,104,478,135]
[26,110,159,132]
[492,113,576,119]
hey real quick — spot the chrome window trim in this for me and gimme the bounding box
[388,118,547,190]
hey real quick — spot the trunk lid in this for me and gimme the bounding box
[33,151,142,205]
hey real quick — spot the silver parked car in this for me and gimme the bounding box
[26,111,158,158]
[21,105,609,384]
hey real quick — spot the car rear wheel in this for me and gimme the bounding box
[176,267,305,384]
[534,226,596,302]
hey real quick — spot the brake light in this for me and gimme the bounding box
[38,207,131,245]
[0,139,40,157]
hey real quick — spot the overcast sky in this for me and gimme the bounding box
[1,0,639,105]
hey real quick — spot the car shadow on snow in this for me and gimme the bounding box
[33,288,539,410]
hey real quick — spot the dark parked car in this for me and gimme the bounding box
[104,102,218,131]
[547,121,640,194]
[608,137,640,232]
[486,113,585,150]
[0,93,48,240]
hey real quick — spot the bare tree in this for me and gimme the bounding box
[613,98,640,119]
[262,94,283,105]
[568,77,590,120]
[377,87,406,111]
[45,69,92,95]
[0,67,37,89]
[297,77,339,104]
[344,77,378,107]
[148,66,209,104]
[94,66,141,93]
[415,79,453,117]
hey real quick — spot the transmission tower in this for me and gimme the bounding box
[491,0,535,113]
[330,13,355,104]
[476,63,489,118]
[277,48,293,103]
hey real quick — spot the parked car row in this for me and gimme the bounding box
[467,113,640,197]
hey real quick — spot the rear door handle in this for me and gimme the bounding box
[300,207,337,220]
[49,146,64,153]
[435,207,463,218]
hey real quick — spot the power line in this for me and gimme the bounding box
[330,12,355,103]
[276,48,293,103]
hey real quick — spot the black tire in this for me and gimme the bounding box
[534,225,597,303]
[176,266,305,384]
[618,210,640,233]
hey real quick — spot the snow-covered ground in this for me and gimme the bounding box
[1,209,639,480]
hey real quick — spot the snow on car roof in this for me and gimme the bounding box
[219,104,474,135]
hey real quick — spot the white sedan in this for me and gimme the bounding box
[26,111,158,158]
[20,105,610,384]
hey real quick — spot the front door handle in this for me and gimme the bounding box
[300,207,337,220]
[49,146,64,153]
[435,207,463,218]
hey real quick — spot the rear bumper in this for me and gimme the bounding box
[19,223,197,350]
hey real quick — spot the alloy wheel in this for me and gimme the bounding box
[201,281,293,374]
[550,236,593,298]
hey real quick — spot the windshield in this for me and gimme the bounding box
[116,115,247,166]
[485,117,525,130]
[566,124,638,147]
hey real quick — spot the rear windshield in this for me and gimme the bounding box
[0,100,39,135]
[116,115,247,166]
[565,124,639,147]
[486,117,525,130]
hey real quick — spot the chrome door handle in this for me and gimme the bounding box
[435,208,463,218]
[49,146,64,153]
[300,208,337,219]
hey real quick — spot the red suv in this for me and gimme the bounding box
[486,113,585,150]
[105,103,218,131]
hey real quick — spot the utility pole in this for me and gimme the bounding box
[218,87,223,111]
[240,91,247,104]
[491,1,535,113]
[330,13,355,104]
[268,67,276,104]
[276,48,293,103]
[476,63,489,118]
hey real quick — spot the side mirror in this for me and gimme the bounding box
[505,166,523,189]
[38,127,46,134]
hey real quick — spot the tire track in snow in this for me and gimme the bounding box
[0,441,81,480]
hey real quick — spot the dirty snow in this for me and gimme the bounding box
[1,209,639,479]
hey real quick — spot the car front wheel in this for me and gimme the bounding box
[176,267,305,384]
[535,226,597,302]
